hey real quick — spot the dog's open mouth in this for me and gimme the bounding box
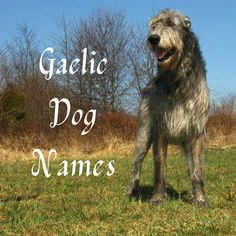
[155,48,175,62]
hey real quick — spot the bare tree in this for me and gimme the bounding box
[68,9,134,111]
[54,10,157,113]
[0,49,9,92]
[0,25,56,130]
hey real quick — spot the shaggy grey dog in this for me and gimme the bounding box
[129,9,209,206]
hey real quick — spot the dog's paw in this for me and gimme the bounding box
[192,198,208,207]
[150,195,165,205]
[128,186,140,200]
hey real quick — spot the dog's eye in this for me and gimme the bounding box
[150,24,156,30]
[167,19,174,27]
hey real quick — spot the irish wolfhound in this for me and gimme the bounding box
[129,9,209,206]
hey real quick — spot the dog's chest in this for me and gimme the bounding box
[151,87,198,138]
[158,101,191,129]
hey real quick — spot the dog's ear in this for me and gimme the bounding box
[183,16,191,29]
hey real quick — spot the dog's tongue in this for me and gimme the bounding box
[156,49,166,60]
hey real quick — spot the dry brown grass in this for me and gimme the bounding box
[0,111,136,161]
[0,97,235,161]
[206,95,236,148]
[206,111,236,148]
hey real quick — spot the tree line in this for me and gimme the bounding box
[0,9,156,133]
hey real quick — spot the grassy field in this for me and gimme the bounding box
[0,148,236,235]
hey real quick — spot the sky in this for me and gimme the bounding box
[0,0,236,97]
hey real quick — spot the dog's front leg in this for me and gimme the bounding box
[183,135,207,207]
[150,136,168,204]
[129,96,153,199]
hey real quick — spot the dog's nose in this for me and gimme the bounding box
[148,35,160,45]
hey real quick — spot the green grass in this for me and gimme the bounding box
[0,148,236,235]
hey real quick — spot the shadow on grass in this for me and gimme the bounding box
[136,184,191,203]
[0,194,39,204]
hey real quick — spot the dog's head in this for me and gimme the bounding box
[147,9,191,72]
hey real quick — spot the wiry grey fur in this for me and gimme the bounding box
[129,9,209,206]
